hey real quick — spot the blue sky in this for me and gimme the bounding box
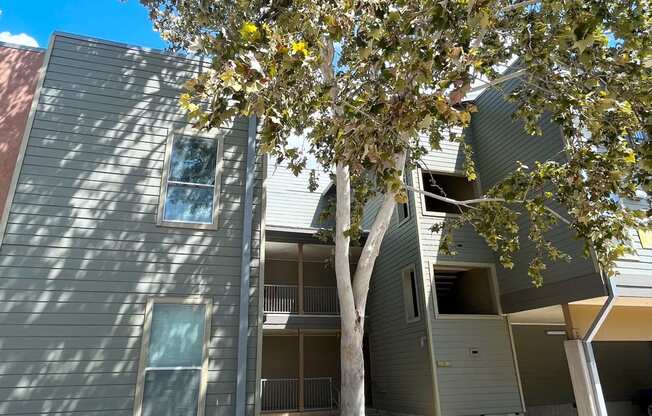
[0,0,166,49]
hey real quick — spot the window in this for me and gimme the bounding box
[396,172,411,224]
[434,267,498,315]
[397,199,410,224]
[401,266,420,323]
[134,298,212,416]
[158,132,222,228]
[421,171,476,214]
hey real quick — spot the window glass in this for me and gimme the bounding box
[143,370,200,416]
[140,303,207,416]
[162,135,218,225]
[397,201,410,223]
[148,304,205,367]
[402,268,420,322]
[163,185,213,224]
[169,137,217,185]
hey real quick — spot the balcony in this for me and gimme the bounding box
[261,377,338,412]
[264,284,339,315]
[263,242,358,329]
[261,333,340,414]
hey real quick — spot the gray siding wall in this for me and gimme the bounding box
[415,131,495,265]
[414,134,522,414]
[367,186,435,416]
[469,80,604,312]
[266,162,332,231]
[431,319,522,415]
[613,198,652,297]
[0,34,262,416]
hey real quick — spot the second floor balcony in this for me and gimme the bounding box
[263,242,360,327]
[263,284,340,315]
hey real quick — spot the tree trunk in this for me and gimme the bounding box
[334,154,407,416]
[340,314,365,416]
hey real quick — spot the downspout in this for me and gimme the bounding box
[236,116,258,416]
[580,273,617,416]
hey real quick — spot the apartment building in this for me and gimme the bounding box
[0,32,650,416]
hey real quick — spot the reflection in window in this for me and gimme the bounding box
[141,303,207,416]
[163,136,218,224]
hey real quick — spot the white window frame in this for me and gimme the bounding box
[417,168,481,219]
[133,296,213,416]
[157,129,224,230]
[401,265,421,323]
[429,260,502,320]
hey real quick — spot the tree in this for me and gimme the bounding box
[140,0,651,414]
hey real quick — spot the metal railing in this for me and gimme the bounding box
[260,377,336,412]
[304,377,334,410]
[303,286,339,315]
[264,285,339,315]
[261,378,299,411]
[263,285,298,313]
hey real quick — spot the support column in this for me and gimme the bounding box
[564,340,607,416]
[298,243,304,315]
[299,329,305,411]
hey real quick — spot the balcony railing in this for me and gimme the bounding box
[263,285,298,314]
[304,286,339,315]
[264,284,339,315]
[304,377,335,410]
[261,378,299,412]
[261,377,336,412]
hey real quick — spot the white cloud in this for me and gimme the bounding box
[0,31,39,48]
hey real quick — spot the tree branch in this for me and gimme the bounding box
[352,152,407,320]
[406,185,571,225]
[335,162,357,321]
[468,68,527,94]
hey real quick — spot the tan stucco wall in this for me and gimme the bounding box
[264,259,337,287]
[304,335,340,380]
[262,336,299,378]
[568,304,652,341]
[0,45,44,219]
[261,334,339,380]
[303,261,336,287]
[265,259,299,286]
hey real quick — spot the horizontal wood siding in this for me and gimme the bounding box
[414,136,522,414]
[432,319,522,415]
[266,162,332,231]
[419,135,466,175]
[0,34,261,416]
[614,198,652,297]
[414,173,494,264]
[367,189,435,416]
[469,79,603,311]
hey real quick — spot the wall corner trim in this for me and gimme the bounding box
[235,115,258,416]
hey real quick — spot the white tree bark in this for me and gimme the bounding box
[335,154,407,416]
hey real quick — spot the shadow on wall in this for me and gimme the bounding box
[0,45,44,217]
[0,36,260,415]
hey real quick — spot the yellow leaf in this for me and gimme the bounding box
[624,151,636,164]
[240,22,259,41]
[219,69,236,83]
[291,41,308,57]
[179,93,192,108]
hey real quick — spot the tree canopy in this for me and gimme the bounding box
[142,0,651,284]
